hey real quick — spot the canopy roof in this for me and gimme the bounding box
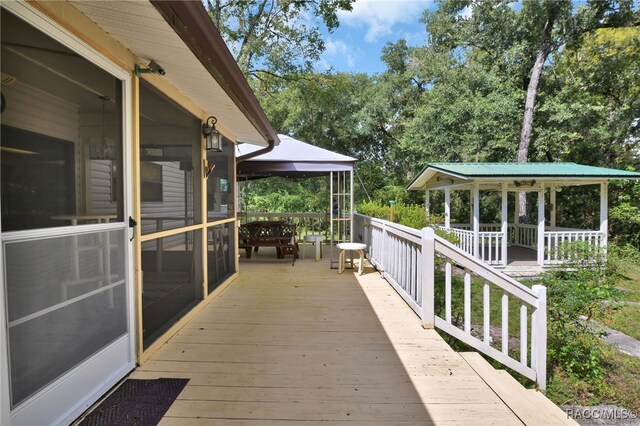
[237,134,356,178]
[408,162,640,190]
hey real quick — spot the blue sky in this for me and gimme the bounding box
[317,0,438,74]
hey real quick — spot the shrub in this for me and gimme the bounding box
[543,241,621,387]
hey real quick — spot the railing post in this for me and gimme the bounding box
[532,284,547,392]
[379,222,387,275]
[421,227,435,329]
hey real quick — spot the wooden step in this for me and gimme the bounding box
[460,352,577,425]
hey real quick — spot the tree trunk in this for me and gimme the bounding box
[207,0,222,27]
[517,16,555,222]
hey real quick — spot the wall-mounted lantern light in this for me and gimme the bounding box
[202,116,222,151]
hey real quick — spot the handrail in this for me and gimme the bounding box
[353,213,547,390]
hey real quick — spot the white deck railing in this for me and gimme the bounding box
[354,214,547,390]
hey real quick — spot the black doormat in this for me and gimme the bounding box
[78,378,189,426]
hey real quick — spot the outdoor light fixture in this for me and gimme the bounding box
[134,60,166,76]
[514,180,536,187]
[436,177,455,184]
[202,116,223,151]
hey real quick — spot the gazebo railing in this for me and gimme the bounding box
[512,224,538,249]
[445,227,474,254]
[543,230,604,264]
[354,214,547,391]
[439,222,605,266]
[439,225,506,266]
[479,232,505,266]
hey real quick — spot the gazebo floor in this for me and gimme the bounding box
[505,246,538,266]
[130,248,566,424]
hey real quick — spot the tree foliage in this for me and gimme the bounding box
[207,0,354,81]
[224,0,639,243]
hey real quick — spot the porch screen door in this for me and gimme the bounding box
[1,5,134,425]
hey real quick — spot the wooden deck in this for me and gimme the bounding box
[131,247,566,424]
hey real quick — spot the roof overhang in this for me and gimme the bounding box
[70,0,278,147]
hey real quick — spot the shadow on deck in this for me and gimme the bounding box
[132,247,528,424]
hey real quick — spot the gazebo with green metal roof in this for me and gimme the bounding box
[408,162,640,271]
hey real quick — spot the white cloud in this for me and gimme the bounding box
[458,5,472,19]
[338,0,433,43]
[402,30,426,46]
[319,39,358,70]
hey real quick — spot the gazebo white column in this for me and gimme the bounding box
[537,184,545,266]
[550,185,557,228]
[425,189,430,217]
[600,181,608,248]
[469,189,474,227]
[444,187,451,229]
[501,183,508,266]
[473,183,480,258]
[514,191,520,245]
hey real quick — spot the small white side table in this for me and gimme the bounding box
[337,242,367,275]
[303,235,325,262]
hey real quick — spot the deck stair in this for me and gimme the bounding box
[461,352,576,425]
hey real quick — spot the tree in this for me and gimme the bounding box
[206,0,354,82]
[536,27,640,166]
[515,0,637,217]
[419,0,637,220]
[254,71,400,201]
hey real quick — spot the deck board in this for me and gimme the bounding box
[134,251,525,424]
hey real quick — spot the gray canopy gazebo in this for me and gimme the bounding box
[236,134,356,267]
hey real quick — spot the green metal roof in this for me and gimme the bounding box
[428,162,640,177]
[408,162,640,190]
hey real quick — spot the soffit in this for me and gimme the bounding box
[70,0,268,146]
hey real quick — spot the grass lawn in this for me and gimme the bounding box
[596,259,640,340]
[617,265,640,303]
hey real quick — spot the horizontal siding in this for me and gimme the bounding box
[141,162,192,250]
[88,160,115,215]
[2,83,79,143]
